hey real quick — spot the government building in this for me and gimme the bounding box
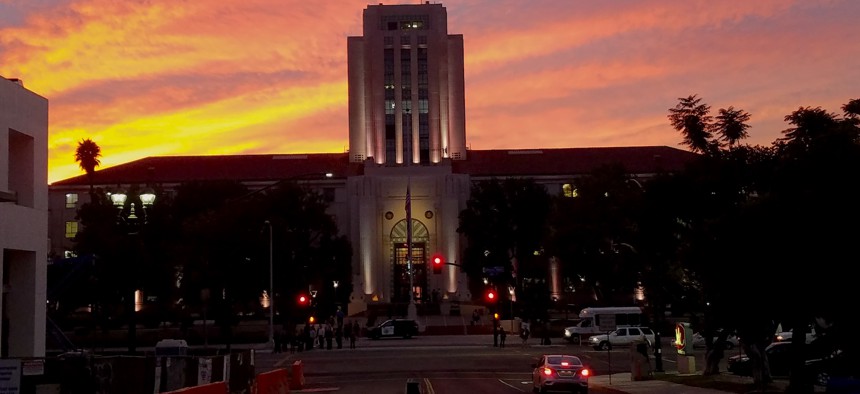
[47,3,696,316]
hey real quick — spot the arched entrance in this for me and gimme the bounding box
[390,219,429,304]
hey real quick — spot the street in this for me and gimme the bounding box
[252,335,724,393]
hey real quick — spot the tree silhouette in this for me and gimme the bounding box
[714,106,751,147]
[669,95,714,154]
[75,138,101,196]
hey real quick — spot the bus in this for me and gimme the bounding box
[563,306,646,343]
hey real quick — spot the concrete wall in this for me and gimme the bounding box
[0,77,49,357]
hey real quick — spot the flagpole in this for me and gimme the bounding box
[406,178,417,321]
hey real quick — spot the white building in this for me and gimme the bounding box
[0,76,49,357]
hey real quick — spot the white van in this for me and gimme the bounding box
[563,307,646,343]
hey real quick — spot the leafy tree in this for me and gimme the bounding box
[714,106,751,147]
[545,164,645,306]
[669,95,715,154]
[673,100,860,388]
[457,178,551,318]
[74,138,101,196]
[669,95,753,155]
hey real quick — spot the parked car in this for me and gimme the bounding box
[692,330,739,349]
[531,354,591,394]
[366,318,418,339]
[728,341,844,391]
[774,325,816,344]
[588,327,655,350]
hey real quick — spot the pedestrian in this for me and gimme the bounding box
[304,324,313,352]
[351,320,360,349]
[325,322,334,350]
[472,309,480,326]
[273,328,282,353]
[499,326,507,348]
[542,320,551,346]
[286,327,295,353]
[520,324,530,347]
[336,307,345,328]
[335,324,343,349]
[492,320,499,347]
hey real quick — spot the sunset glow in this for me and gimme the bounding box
[1,0,857,183]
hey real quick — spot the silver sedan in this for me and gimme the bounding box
[532,354,591,393]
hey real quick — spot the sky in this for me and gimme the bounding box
[1,0,858,184]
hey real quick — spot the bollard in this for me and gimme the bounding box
[289,361,305,390]
[406,378,420,394]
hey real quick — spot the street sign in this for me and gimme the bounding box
[598,314,617,332]
[481,266,504,275]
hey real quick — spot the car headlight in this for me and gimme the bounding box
[564,330,571,337]
[589,337,599,343]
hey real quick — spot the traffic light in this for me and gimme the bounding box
[485,288,497,303]
[308,316,315,324]
[298,294,309,305]
[493,312,500,321]
[432,254,444,274]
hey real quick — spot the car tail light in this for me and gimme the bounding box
[543,367,553,376]
[561,361,569,366]
[580,368,591,377]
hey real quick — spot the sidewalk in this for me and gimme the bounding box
[589,371,789,394]
[590,373,734,394]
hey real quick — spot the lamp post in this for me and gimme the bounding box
[264,220,274,348]
[111,187,156,354]
[508,286,516,332]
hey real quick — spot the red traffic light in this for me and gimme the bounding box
[432,254,444,274]
[298,295,308,304]
[485,289,497,302]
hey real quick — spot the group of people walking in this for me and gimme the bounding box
[273,318,361,353]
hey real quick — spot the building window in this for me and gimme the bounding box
[65,193,78,208]
[65,221,79,238]
[64,250,77,259]
[562,184,579,198]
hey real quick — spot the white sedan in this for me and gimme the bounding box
[588,327,655,350]
[692,332,739,349]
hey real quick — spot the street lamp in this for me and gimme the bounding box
[111,186,156,354]
[264,220,274,348]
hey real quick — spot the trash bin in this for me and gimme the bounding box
[629,339,653,381]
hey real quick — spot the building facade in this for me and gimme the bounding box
[1,76,49,357]
[47,3,698,319]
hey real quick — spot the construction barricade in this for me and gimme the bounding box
[255,368,290,394]
[289,361,304,390]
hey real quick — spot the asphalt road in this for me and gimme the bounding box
[252,335,723,393]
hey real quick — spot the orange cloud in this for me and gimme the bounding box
[1,0,857,183]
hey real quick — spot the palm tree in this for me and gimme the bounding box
[714,106,751,148]
[842,98,860,119]
[75,138,102,195]
[668,94,714,154]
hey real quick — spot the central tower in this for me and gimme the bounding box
[348,2,467,165]
[345,3,471,311]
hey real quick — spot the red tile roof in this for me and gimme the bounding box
[455,146,697,177]
[51,153,357,186]
[51,146,697,186]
